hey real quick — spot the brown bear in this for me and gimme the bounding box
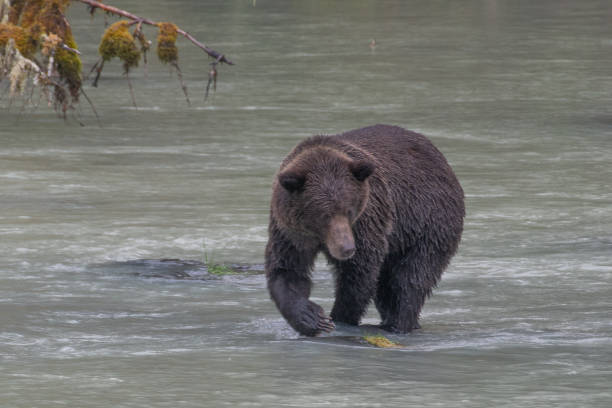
[265,124,464,336]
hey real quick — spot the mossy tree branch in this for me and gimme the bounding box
[77,0,233,65]
[1,0,233,120]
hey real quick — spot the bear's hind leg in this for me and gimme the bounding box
[375,252,442,333]
[377,281,428,333]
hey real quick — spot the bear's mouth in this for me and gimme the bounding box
[325,215,356,260]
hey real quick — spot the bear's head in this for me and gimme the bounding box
[274,147,375,260]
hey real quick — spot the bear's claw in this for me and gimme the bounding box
[296,301,335,336]
[316,310,335,334]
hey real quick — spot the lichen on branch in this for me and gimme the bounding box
[99,20,140,71]
[156,22,178,64]
[1,0,80,115]
[1,0,233,119]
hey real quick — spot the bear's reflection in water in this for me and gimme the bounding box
[89,259,264,280]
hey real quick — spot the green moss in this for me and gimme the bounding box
[202,250,237,276]
[156,22,178,64]
[2,0,81,98]
[37,1,81,98]
[56,37,82,99]
[207,263,236,276]
[363,335,402,348]
[2,0,85,111]
[99,20,140,71]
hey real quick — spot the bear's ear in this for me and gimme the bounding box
[349,160,375,182]
[278,170,306,192]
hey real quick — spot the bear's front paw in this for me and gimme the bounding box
[293,301,335,337]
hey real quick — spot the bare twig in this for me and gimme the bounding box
[205,58,220,101]
[17,84,33,119]
[80,87,101,126]
[125,71,136,107]
[87,58,104,87]
[133,20,149,77]
[172,62,190,106]
[76,0,234,65]
[60,44,81,55]
[47,49,55,78]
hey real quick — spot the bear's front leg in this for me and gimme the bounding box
[265,231,334,336]
[267,273,335,336]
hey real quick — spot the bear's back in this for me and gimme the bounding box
[281,124,455,182]
[335,124,447,171]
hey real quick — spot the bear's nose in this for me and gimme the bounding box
[326,215,356,260]
[339,241,356,259]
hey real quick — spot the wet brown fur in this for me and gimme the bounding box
[266,124,465,336]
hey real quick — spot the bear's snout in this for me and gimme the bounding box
[326,216,356,260]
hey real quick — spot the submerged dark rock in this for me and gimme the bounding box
[89,258,264,281]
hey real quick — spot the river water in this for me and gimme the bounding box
[1,0,612,407]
